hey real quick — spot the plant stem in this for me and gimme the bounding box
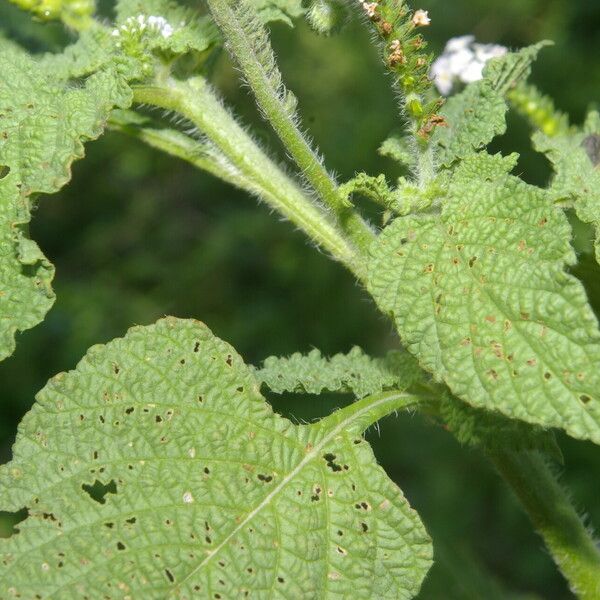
[131,79,366,279]
[206,0,375,254]
[490,449,600,599]
[109,114,256,191]
[320,388,428,433]
[414,137,436,188]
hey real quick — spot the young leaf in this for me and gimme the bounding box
[339,173,394,210]
[0,49,131,360]
[253,0,306,26]
[379,134,416,171]
[256,346,425,398]
[368,153,600,445]
[0,318,432,598]
[434,43,549,167]
[434,80,507,168]
[485,41,551,94]
[533,112,600,263]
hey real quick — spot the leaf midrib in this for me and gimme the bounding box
[175,391,414,590]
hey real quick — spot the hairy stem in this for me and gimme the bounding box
[490,450,600,599]
[414,138,436,188]
[109,114,256,191]
[206,0,375,254]
[322,390,421,431]
[131,78,366,279]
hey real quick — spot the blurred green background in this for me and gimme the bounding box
[1,0,600,597]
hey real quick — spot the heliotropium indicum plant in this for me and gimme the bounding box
[1,0,599,597]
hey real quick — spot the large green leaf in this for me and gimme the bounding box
[0,318,432,598]
[368,153,600,444]
[0,49,131,360]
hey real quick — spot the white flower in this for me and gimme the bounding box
[430,35,507,95]
[447,48,474,75]
[430,56,454,95]
[445,35,475,53]
[473,43,507,63]
[412,9,431,27]
[147,15,174,38]
[111,14,175,40]
[460,59,485,83]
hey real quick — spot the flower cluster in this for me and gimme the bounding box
[357,0,444,138]
[430,35,507,95]
[111,15,175,41]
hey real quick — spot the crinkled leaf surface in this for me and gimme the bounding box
[0,318,432,598]
[255,347,424,398]
[0,48,131,360]
[39,27,121,80]
[0,175,54,362]
[484,42,551,95]
[256,347,559,458]
[434,43,549,168]
[434,81,506,168]
[533,112,600,263]
[368,153,600,444]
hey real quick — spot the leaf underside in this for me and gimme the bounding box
[257,346,561,457]
[0,318,432,598]
[368,153,600,445]
[256,346,424,398]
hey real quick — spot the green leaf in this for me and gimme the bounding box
[368,153,600,445]
[485,41,551,95]
[0,49,131,360]
[0,175,54,362]
[0,318,432,598]
[378,134,415,170]
[434,43,550,168]
[39,26,120,79]
[255,346,425,398]
[253,0,305,26]
[338,173,394,209]
[533,112,600,263]
[434,80,507,168]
